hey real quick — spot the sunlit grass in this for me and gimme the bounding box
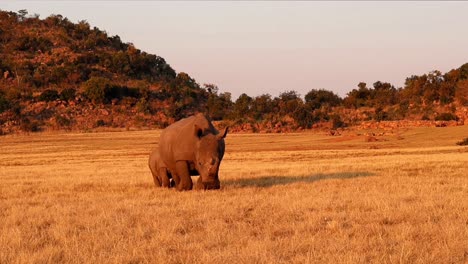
[1,126,467,263]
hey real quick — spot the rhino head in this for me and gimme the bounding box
[193,125,228,186]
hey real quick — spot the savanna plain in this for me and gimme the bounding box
[0,126,467,263]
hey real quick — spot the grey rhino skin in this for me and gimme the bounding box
[148,148,174,188]
[158,113,228,191]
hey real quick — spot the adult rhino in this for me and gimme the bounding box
[158,113,228,191]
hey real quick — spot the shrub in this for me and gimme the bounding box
[330,114,346,129]
[374,107,389,122]
[20,117,41,132]
[38,89,59,102]
[96,119,106,127]
[5,88,22,101]
[305,89,342,110]
[60,88,76,101]
[56,115,73,128]
[106,85,140,99]
[82,77,111,103]
[456,138,468,146]
[434,112,458,121]
[136,98,150,113]
[292,104,316,129]
[0,92,10,113]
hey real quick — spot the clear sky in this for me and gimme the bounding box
[2,1,468,99]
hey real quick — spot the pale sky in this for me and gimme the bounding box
[2,1,468,99]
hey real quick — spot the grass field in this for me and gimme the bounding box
[1,126,467,263]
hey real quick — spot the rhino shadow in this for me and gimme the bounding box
[223,171,374,189]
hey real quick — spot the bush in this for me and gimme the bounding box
[38,89,59,102]
[292,104,314,129]
[60,88,76,101]
[5,88,22,101]
[435,112,458,121]
[374,107,389,122]
[136,97,150,113]
[82,77,111,103]
[330,114,346,129]
[56,115,73,129]
[0,92,10,113]
[456,138,468,146]
[106,85,140,99]
[96,119,106,127]
[20,117,41,132]
[305,89,342,110]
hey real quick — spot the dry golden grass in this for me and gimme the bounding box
[1,126,467,263]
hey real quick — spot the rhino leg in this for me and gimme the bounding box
[175,161,193,191]
[171,172,180,188]
[150,168,162,187]
[195,177,204,190]
[211,176,221,190]
[158,168,171,188]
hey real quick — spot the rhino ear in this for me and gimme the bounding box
[194,124,203,139]
[217,127,228,140]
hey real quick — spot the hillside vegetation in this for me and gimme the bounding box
[1,126,467,263]
[1,9,467,135]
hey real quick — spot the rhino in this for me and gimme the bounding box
[158,113,228,191]
[148,148,174,188]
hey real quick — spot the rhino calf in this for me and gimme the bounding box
[158,113,228,191]
[148,148,173,188]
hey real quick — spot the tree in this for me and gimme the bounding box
[17,9,28,21]
[423,71,444,104]
[233,93,253,119]
[251,94,274,120]
[162,72,207,119]
[304,89,342,110]
[204,83,218,95]
[455,79,468,106]
[277,90,302,116]
[111,51,131,75]
[204,83,232,120]
[402,75,427,104]
[292,103,315,129]
[439,70,457,105]
[459,63,468,80]
[371,81,397,107]
[344,82,371,108]
[82,77,111,103]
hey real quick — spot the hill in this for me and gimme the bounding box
[0,10,209,134]
[0,10,467,135]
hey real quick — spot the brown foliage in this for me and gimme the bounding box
[455,79,468,106]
